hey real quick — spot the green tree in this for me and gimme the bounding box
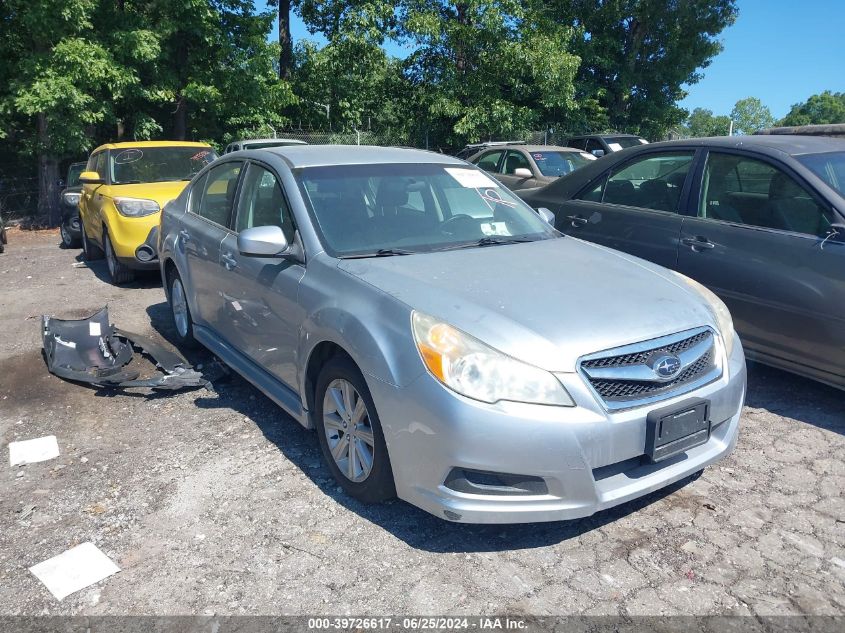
[685,107,730,137]
[546,0,738,139]
[779,91,845,127]
[730,97,773,135]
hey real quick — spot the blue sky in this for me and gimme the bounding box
[266,0,844,120]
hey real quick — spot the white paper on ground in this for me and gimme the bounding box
[29,542,120,601]
[9,435,60,466]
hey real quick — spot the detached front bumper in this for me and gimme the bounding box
[368,333,746,524]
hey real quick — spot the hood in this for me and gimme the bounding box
[338,238,717,372]
[105,181,189,208]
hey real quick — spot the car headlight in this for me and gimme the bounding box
[114,197,160,217]
[411,311,574,406]
[670,271,735,357]
[62,192,81,206]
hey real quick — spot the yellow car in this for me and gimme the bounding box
[79,141,217,284]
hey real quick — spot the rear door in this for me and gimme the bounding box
[554,150,697,269]
[677,149,845,380]
[218,161,306,389]
[180,160,243,329]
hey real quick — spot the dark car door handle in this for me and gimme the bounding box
[221,253,237,270]
[178,230,191,243]
[567,214,588,228]
[681,236,716,251]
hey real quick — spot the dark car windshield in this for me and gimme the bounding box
[605,136,648,149]
[110,146,217,185]
[67,163,85,187]
[796,151,845,198]
[297,163,557,257]
[531,151,594,177]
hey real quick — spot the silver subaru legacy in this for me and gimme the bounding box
[158,146,746,524]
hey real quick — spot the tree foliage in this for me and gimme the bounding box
[779,91,845,127]
[730,97,773,135]
[685,107,730,137]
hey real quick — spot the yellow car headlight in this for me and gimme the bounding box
[411,311,574,406]
[114,197,160,218]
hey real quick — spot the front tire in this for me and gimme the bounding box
[60,221,80,249]
[315,355,395,503]
[103,230,135,285]
[167,270,198,348]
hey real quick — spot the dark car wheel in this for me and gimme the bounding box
[81,227,104,261]
[167,269,199,348]
[60,221,80,249]
[103,231,135,285]
[315,355,396,503]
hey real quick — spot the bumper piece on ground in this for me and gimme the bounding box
[41,306,213,391]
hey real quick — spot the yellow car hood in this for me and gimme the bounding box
[108,181,190,208]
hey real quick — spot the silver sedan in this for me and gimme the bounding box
[158,145,746,523]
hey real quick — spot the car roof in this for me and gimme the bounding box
[569,133,644,140]
[90,140,212,153]
[518,145,587,153]
[231,138,308,145]
[252,145,466,168]
[635,135,845,157]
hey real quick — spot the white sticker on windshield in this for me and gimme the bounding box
[445,168,498,189]
[480,222,512,237]
[607,142,623,152]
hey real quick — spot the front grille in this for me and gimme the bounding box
[579,328,721,410]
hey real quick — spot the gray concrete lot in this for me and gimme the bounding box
[0,227,843,616]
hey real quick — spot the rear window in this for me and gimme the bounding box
[796,151,845,198]
[531,151,594,177]
[605,137,649,151]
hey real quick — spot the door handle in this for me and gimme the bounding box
[681,236,716,251]
[221,253,237,270]
[567,214,588,228]
[178,230,191,243]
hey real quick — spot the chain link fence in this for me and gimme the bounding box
[0,176,39,219]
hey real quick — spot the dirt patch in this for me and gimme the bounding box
[0,350,86,417]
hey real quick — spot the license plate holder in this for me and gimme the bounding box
[645,398,710,463]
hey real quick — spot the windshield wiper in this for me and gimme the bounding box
[339,248,415,259]
[437,236,537,251]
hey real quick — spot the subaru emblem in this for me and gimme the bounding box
[652,354,682,380]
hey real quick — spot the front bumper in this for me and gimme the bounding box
[368,333,746,524]
[106,210,161,269]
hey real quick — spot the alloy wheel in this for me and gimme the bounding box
[322,378,376,482]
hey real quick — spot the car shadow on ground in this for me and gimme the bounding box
[73,252,162,289]
[745,360,844,436]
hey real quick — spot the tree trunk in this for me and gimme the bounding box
[455,3,469,76]
[278,0,293,80]
[173,97,187,140]
[36,113,60,226]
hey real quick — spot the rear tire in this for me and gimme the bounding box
[167,269,199,349]
[314,355,396,503]
[60,221,80,249]
[81,226,104,261]
[103,230,135,285]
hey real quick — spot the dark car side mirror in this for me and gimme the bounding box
[591,149,605,158]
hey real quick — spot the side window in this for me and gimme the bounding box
[86,152,99,173]
[95,152,108,180]
[197,162,242,226]
[585,139,605,155]
[189,172,209,215]
[503,151,532,175]
[235,164,295,242]
[474,150,504,173]
[699,153,833,236]
[578,152,694,213]
[567,139,586,151]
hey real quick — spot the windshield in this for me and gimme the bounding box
[605,136,648,150]
[297,163,557,257]
[797,151,845,198]
[110,146,217,185]
[66,163,85,187]
[532,151,595,177]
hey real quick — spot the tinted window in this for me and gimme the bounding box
[110,146,217,184]
[503,151,532,175]
[95,153,108,180]
[567,139,587,151]
[699,153,833,236]
[67,163,85,187]
[585,139,605,154]
[297,163,556,256]
[474,151,504,173]
[189,173,208,215]
[796,151,845,198]
[197,162,242,226]
[532,151,593,177]
[579,152,694,212]
[235,164,295,242]
[605,136,648,150]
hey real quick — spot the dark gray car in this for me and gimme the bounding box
[521,135,845,390]
[468,144,595,191]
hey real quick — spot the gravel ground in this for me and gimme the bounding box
[0,227,843,616]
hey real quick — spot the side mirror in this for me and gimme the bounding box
[536,207,555,225]
[591,149,605,158]
[237,225,289,257]
[828,223,845,242]
[513,167,533,179]
[79,171,104,184]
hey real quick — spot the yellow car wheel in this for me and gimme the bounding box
[103,231,135,285]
